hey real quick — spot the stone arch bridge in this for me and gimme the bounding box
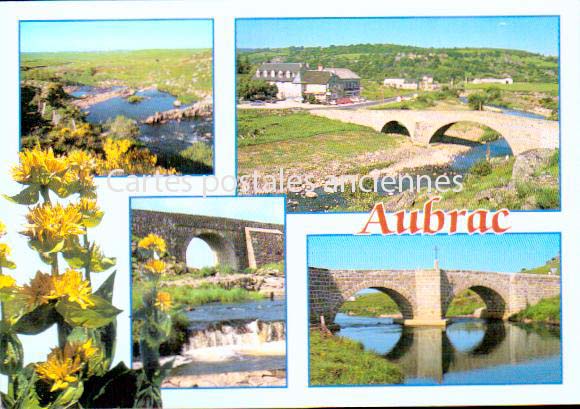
[309,266,560,326]
[310,109,559,156]
[132,210,284,271]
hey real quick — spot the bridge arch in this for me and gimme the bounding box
[428,121,513,155]
[183,231,239,270]
[337,281,416,322]
[444,283,509,320]
[381,120,411,137]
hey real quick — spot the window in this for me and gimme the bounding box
[286,70,291,78]
[256,70,260,78]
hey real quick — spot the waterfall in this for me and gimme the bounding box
[182,320,286,353]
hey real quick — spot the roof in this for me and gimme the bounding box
[256,63,305,72]
[300,70,334,84]
[253,62,306,82]
[323,67,360,80]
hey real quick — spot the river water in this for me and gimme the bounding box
[166,299,286,378]
[69,86,213,173]
[334,313,561,385]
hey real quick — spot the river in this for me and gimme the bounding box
[162,299,286,385]
[335,313,561,385]
[68,86,213,173]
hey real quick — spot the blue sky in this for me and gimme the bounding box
[131,196,285,225]
[308,234,560,272]
[21,20,213,53]
[237,16,559,56]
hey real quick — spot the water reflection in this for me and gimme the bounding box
[335,314,561,385]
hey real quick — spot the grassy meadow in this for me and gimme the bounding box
[465,82,558,95]
[21,49,213,103]
[237,109,402,174]
[309,330,404,386]
[339,290,485,318]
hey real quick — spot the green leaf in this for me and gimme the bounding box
[3,185,40,205]
[28,239,65,257]
[51,383,84,409]
[0,259,16,269]
[92,271,118,364]
[94,271,116,302]
[82,210,104,228]
[56,296,121,329]
[13,304,59,335]
[63,245,116,273]
[0,330,23,375]
[62,244,87,269]
[79,362,141,409]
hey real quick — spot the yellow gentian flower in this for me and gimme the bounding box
[48,269,94,310]
[154,291,173,312]
[138,233,167,255]
[143,259,166,275]
[22,203,84,253]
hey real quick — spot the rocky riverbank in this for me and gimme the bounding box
[162,369,286,387]
[143,99,213,124]
[68,86,134,109]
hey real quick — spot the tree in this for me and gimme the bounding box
[236,55,252,75]
[237,77,278,101]
[468,92,488,111]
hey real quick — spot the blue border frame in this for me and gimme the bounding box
[305,231,563,388]
[18,18,216,177]
[234,15,562,213]
[127,194,289,390]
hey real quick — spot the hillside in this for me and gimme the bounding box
[521,256,560,275]
[21,49,213,102]
[238,43,558,83]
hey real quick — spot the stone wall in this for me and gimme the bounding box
[132,210,284,270]
[247,228,284,268]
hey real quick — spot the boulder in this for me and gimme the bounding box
[512,148,555,183]
[383,190,417,212]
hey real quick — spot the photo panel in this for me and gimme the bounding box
[129,196,287,388]
[19,19,215,176]
[307,233,562,387]
[235,16,560,213]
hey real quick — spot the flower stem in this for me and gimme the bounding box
[39,185,51,204]
[83,230,91,282]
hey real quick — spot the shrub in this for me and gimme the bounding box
[126,95,144,104]
[106,115,140,141]
[470,159,492,176]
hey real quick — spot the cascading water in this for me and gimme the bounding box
[182,320,286,352]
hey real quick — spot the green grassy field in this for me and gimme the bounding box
[360,79,416,100]
[509,296,560,324]
[465,82,558,95]
[237,110,402,173]
[21,49,213,103]
[520,256,560,275]
[339,291,485,318]
[310,330,404,386]
[237,109,372,146]
[132,282,264,311]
